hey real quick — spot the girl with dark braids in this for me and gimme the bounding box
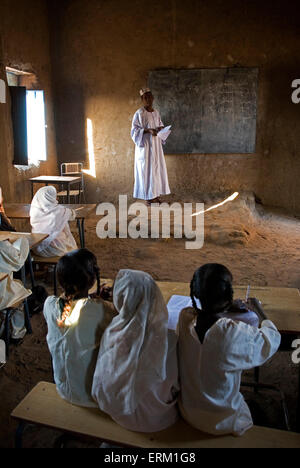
[177,263,281,436]
[43,249,116,408]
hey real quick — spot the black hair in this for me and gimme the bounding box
[57,248,100,300]
[190,263,233,342]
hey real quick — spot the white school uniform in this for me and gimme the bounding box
[92,269,179,432]
[131,108,171,200]
[177,307,281,436]
[0,238,31,309]
[43,296,116,407]
[30,186,77,257]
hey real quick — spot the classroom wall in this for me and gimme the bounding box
[49,0,299,213]
[0,0,58,205]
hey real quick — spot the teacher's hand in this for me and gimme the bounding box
[145,128,157,136]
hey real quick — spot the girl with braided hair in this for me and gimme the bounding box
[177,263,281,436]
[43,249,116,407]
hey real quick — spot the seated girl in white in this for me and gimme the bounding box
[30,186,77,257]
[43,248,116,407]
[0,237,32,339]
[92,269,179,432]
[177,263,281,436]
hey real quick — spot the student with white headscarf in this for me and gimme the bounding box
[30,186,77,257]
[92,269,179,432]
[0,237,32,339]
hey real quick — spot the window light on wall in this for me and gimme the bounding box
[26,90,47,164]
[6,67,47,166]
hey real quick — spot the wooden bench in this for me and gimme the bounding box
[11,382,300,448]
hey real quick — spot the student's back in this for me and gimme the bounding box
[44,295,115,407]
[177,264,281,436]
[43,249,116,407]
[92,269,179,432]
[178,308,280,435]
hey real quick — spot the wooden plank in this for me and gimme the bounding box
[156,281,300,335]
[85,279,300,334]
[11,382,300,448]
[0,232,48,249]
[4,204,96,220]
[29,176,81,183]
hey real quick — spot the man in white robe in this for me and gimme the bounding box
[131,88,171,204]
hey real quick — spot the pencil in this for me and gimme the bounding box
[245,285,250,302]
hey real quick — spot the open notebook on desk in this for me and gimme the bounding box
[167,295,201,330]
[167,295,266,331]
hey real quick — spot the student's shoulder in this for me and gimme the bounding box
[178,307,197,327]
[212,317,253,337]
[86,297,116,316]
[210,317,259,343]
[43,295,59,318]
[44,295,58,307]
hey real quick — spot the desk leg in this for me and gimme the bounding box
[81,219,85,248]
[15,421,26,448]
[23,299,32,335]
[77,219,85,248]
[20,265,32,334]
[297,341,300,432]
[27,253,35,289]
[4,308,12,358]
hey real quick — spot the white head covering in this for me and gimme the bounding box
[139,87,151,96]
[92,269,169,415]
[0,238,31,309]
[30,186,72,247]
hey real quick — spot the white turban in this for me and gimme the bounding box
[139,87,151,96]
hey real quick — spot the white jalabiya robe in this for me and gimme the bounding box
[0,238,31,309]
[92,269,179,432]
[43,296,116,407]
[30,186,77,257]
[177,308,281,436]
[131,108,171,200]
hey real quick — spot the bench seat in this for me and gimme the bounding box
[11,382,300,448]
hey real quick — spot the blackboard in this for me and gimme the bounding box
[148,68,258,154]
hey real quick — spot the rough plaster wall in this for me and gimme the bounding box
[0,0,58,204]
[49,0,300,212]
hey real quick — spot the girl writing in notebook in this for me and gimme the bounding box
[177,263,281,436]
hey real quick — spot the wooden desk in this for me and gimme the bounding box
[156,282,300,335]
[4,203,96,248]
[29,176,81,204]
[0,232,48,250]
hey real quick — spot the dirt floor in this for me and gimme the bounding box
[0,192,300,448]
